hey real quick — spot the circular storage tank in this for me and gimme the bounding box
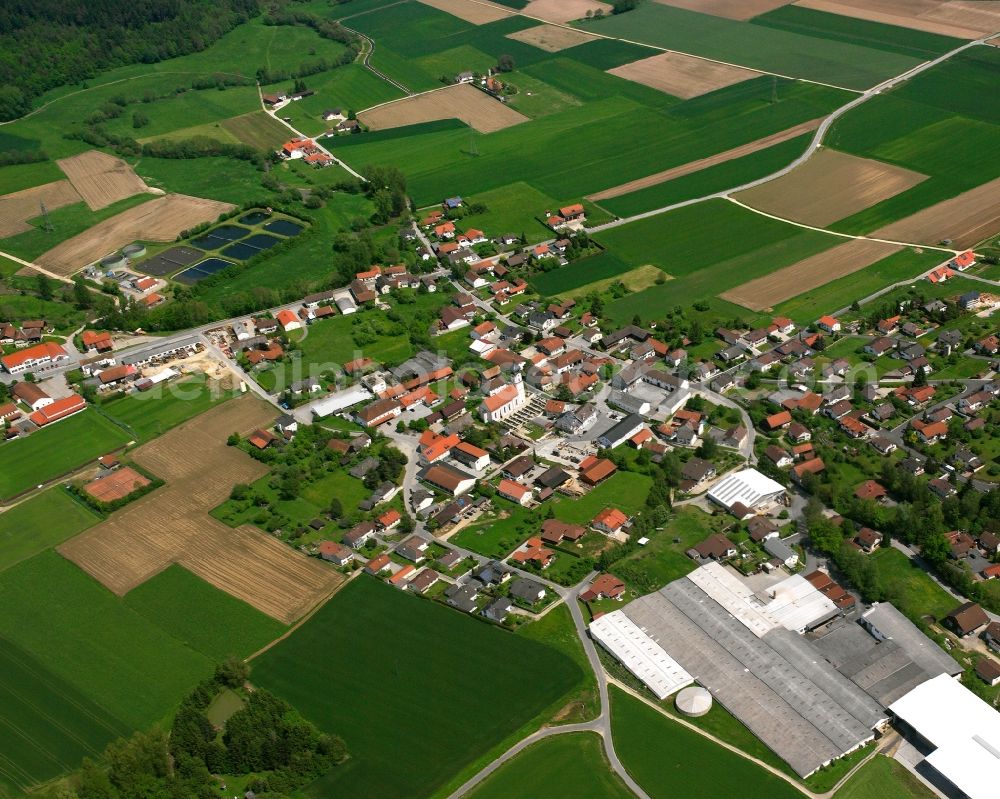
[122,243,146,259]
[675,686,712,717]
[100,252,127,270]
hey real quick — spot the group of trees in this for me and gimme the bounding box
[363,165,409,224]
[0,0,261,121]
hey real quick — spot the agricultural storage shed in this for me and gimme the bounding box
[888,673,1000,799]
[708,468,785,512]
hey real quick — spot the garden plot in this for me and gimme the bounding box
[871,174,1000,248]
[521,0,613,23]
[719,237,900,310]
[416,0,513,23]
[654,0,794,20]
[58,397,340,624]
[34,193,234,276]
[56,150,152,210]
[608,51,761,98]
[505,23,599,51]
[734,148,927,227]
[793,0,1000,39]
[0,180,81,237]
[358,83,528,133]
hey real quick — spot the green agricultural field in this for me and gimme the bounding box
[599,134,811,218]
[580,4,923,89]
[253,577,581,799]
[0,410,132,500]
[750,6,964,59]
[101,85,261,141]
[832,754,934,799]
[598,199,840,321]
[0,290,89,331]
[123,565,285,660]
[772,247,943,323]
[336,79,849,205]
[101,375,239,442]
[141,120,242,145]
[0,194,155,261]
[520,56,677,110]
[220,110,291,150]
[466,733,632,799]
[0,160,65,196]
[610,686,803,799]
[0,550,213,730]
[504,72,583,119]
[0,488,99,573]
[0,636,130,796]
[531,251,634,297]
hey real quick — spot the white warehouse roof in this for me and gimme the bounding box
[708,468,785,510]
[889,673,1000,799]
[590,610,693,700]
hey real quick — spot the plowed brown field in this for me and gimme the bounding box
[58,397,340,624]
[506,23,599,51]
[793,0,1000,39]
[719,238,900,310]
[0,180,81,237]
[35,193,234,276]
[359,83,528,133]
[521,0,612,23]
[416,0,513,23]
[734,149,927,228]
[56,151,151,211]
[871,175,1000,249]
[608,50,760,98]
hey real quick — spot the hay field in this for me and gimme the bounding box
[608,51,760,99]
[653,0,793,21]
[521,0,612,23]
[416,0,513,23]
[792,0,1000,39]
[734,149,927,227]
[359,83,528,133]
[589,118,819,201]
[871,175,1000,248]
[222,110,297,150]
[56,151,151,211]
[35,193,234,276]
[506,23,599,51]
[58,397,340,624]
[0,180,81,237]
[719,238,900,310]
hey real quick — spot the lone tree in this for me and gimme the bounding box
[496,54,515,73]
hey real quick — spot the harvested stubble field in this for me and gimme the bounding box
[358,83,528,133]
[416,0,513,23]
[35,193,234,276]
[0,180,81,237]
[522,0,612,23]
[608,50,760,99]
[654,0,793,21]
[588,117,819,201]
[56,150,151,211]
[793,0,1000,39]
[719,237,900,310]
[734,148,927,227]
[58,397,340,624]
[870,174,1000,248]
[505,23,599,51]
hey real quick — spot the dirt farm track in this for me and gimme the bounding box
[35,193,235,276]
[58,397,341,624]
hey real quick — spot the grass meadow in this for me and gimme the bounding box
[530,251,634,297]
[466,733,632,799]
[610,686,803,799]
[580,3,923,89]
[253,577,582,799]
[123,564,286,660]
[101,375,238,442]
[0,410,132,500]
[0,489,99,573]
[832,755,934,799]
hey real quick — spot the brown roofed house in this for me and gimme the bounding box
[946,601,989,637]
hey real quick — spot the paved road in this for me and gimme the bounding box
[586,37,989,235]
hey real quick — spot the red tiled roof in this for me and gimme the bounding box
[29,393,85,426]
